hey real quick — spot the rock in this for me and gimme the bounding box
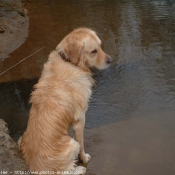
[0,119,27,172]
[0,0,29,61]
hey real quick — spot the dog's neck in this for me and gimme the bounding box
[58,51,70,62]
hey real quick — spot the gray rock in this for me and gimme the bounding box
[0,119,28,173]
[0,0,29,61]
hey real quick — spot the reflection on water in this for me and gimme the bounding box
[0,0,175,174]
[87,1,175,128]
[0,79,37,140]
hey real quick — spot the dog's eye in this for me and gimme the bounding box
[91,49,97,54]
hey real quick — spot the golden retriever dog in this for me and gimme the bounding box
[20,28,112,175]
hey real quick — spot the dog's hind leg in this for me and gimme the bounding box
[73,116,91,164]
[64,139,87,175]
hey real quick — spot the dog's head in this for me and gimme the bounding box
[56,28,112,71]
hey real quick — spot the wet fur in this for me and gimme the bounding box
[20,28,111,174]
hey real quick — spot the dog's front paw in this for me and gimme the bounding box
[81,153,91,164]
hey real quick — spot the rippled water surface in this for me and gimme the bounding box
[0,1,175,175]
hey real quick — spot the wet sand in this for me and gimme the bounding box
[85,110,175,175]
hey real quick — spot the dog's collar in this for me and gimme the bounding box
[58,51,70,62]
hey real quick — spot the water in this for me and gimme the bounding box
[0,1,175,175]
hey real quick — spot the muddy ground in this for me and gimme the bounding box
[0,0,28,172]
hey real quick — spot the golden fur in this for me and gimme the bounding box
[20,28,112,175]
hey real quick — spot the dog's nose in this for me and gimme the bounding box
[106,56,113,64]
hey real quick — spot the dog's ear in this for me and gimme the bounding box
[56,41,85,65]
[65,41,85,65]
